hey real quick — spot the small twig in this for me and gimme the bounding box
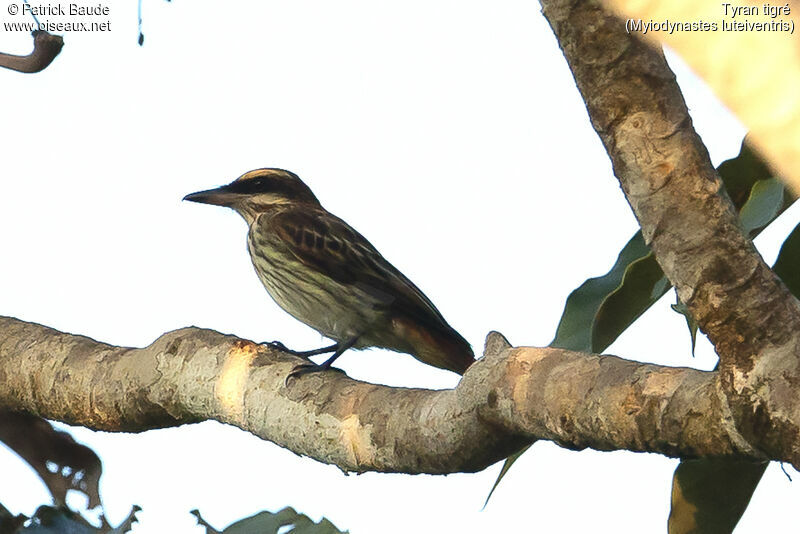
[780,462,793,482]
[137,0,144,45]
[22,0,41,28]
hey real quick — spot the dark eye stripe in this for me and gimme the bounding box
[226,171,318,205]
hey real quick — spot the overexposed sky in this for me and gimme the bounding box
[1,1,796,532]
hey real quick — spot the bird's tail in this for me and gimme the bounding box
[394,318,475,375]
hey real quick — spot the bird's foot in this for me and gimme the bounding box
[285,363,346,385]
[264,340,297,354]
[264,340,338,358]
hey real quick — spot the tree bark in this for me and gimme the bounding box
[0,317,758,473]
[540,0,800,465]
[600,0,800,193]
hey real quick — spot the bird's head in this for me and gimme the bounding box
[183,168,320,223]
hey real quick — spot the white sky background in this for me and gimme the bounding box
[0,1,798,532]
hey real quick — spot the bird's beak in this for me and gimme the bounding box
[183,185,239,207]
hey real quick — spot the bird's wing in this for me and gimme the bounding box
[260,208,449,327]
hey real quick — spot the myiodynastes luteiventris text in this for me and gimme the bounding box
[184,168,474,379]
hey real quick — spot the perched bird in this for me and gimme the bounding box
[184,168,475,378]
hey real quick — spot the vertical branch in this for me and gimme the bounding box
[602,0,800,193]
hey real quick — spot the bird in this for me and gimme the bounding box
[183,168,475,379]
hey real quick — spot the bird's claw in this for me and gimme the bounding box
[265,340,304,356]
[284,363,345,385]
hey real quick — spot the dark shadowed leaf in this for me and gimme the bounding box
[669,460,767,534]
[715,139,773,207]
[15,506,95,534]
[590,248,668,353]
[483,445,530,508]
[0,412,102,509]
[0,503,27,534]
[670,300,698,356]
[772,222,800,296]
[192,507,348,534]
[551,232,658,353]
[0,505,139,534]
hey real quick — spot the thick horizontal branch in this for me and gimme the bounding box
[0,316,761,474]
[540,0,800,463]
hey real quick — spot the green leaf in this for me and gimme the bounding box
[549,139,786,369]
[494,233,668,509]
[192,507,348,534]
[738,178,784,235]
[483,445,530,508]
[551,140,788,361]
[551,233,661,352]
[490,139,790,513]
[668,460,767,534]
[670,299,698,356]
[591,250,668,352]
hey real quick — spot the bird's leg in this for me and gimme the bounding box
[265,340,338,358]
[285,336,360,384]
